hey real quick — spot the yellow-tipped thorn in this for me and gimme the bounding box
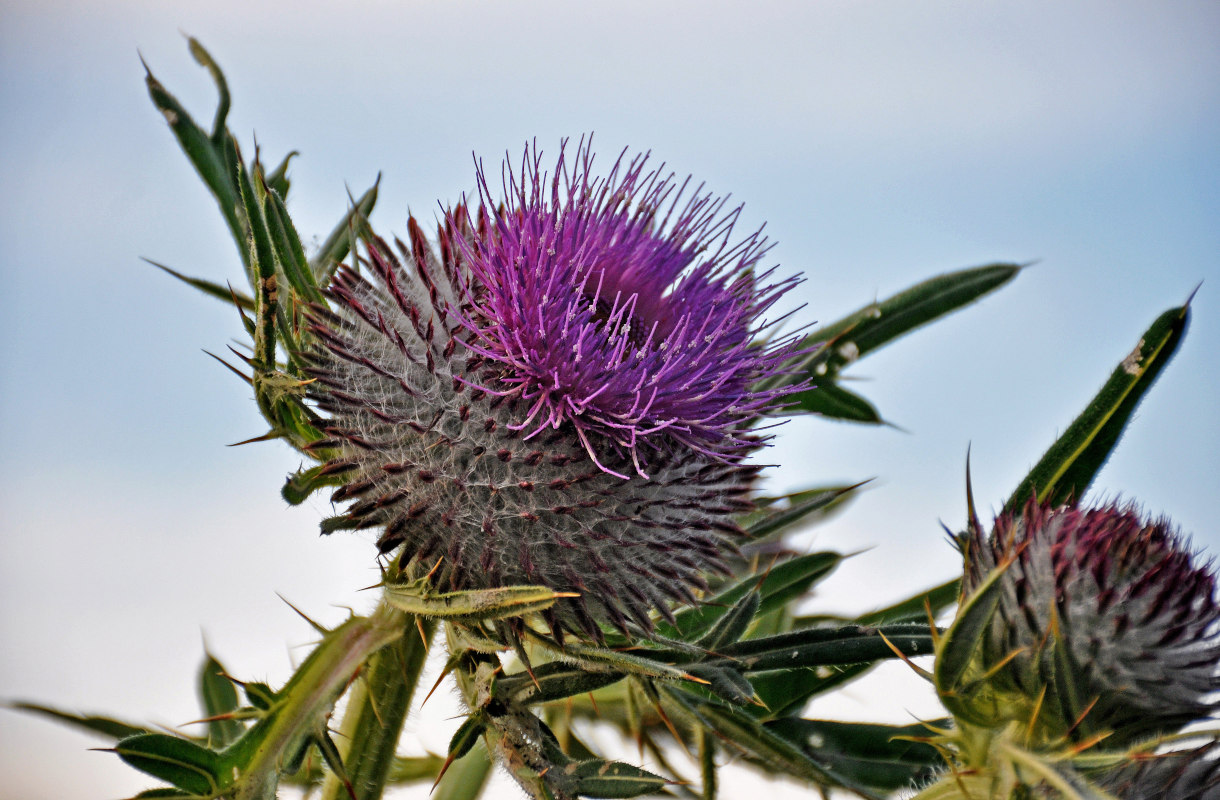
[878,630,934,681]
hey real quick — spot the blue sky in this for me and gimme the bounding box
[2,2,1218,797]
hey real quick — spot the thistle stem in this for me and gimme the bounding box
[319,609,436,800]
[229,604,405,800]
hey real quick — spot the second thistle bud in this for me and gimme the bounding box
[952,500,1220,748]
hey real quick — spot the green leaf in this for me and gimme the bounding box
[765,718,944,792]
[800,262,1023,380]
[261,177,325,305]
[146,259,255,310]
[854,577,961,626]
[934,565,1007,727]
[683,663,757,706]
[740,484,863,542]
[318,617,435,800]
[496,661,626,706]
[281,463,344,505]
[747,662,874,719]
[789,380,883,422]
[661,551,845,641]
[385,753,445,783]
[144,49,246,265]
[718,623,934,672]
[566,758,668,798]
[665,690,885,800]
[696,591,760,650]
[9,701,150,741]
[432,741,492,800]
[383,583,573,623]
[113,733,223,795]
[198,652,244,749]
[264,150,297,199]
[310,179,379,285]
[446,714,487,763]
[1003,299,1191,513]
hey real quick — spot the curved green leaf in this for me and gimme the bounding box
[1004,299,1191,513]
[114,733,222,795]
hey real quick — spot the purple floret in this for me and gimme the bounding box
[450,138,807,477]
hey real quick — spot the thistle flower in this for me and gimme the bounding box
[962,500,1220,746]
[304,141,806,639]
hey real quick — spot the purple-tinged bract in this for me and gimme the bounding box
[303,142,807,639]
[964,500,1220,746]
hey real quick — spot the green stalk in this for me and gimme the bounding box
[225,605,405,800]
[320,613,437,800]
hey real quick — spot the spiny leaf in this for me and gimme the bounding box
[696,591,760,650]
[789,380,883,422]
[741,484,864,542]
[146,259,255,310]
[143,47,245,265]
[496,661,626,706]
[716,623,934,672]
[765,718,944,792]
[801,262,1024,378]
[661,551,845,641]
[112,733,223,795]
[431,741,493,800]
[10,701,150,741]
[854,577,961,626]
[197,652,244,748]
[383,583,575,623]
[311,179,379,285]
[1003,299,1191,513]
[565,758,669,798]
[281,463,344,505]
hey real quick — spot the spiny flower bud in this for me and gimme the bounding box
[1094,742,1220,800]
[963,501,1220,746]
[304,141,807,639]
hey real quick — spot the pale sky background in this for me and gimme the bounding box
[1,2,1218,798]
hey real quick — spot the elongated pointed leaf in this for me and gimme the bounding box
[765,718,944,792]
[748,662,874,719]
[311,180,379,285]
[147,259,255,310]
[497,661,627,706]
[801,262,1023,378]
[719,624,933,672]
[261,178,324,304]
[665,689,885,800]
[282,463,343,505]
[198,652,244,748]
[145,63,244,261]
[741,485,863,542]
[568,758,668,798]
[661,551,844,641]
[432,741,492,800]
[384,583,570,622]
[854,577,960,626]
[113,733,223,795]
[697,591,760,650]
[1004,300,1190,513]
[790,380,883,422]
[10,701,150,741]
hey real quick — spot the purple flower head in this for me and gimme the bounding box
[963,500,1220,746]
[303,141,807,639]
[450,139,807,478]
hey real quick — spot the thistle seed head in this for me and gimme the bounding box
[305,142,807,639]
[964,501,1220,745]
